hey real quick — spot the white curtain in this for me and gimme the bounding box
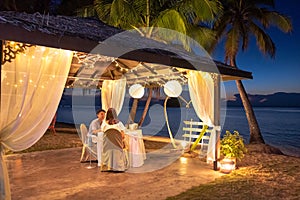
[101,79,126,115]
[188,70,215,163]
[0,45,73,199]
[188,71,214,125]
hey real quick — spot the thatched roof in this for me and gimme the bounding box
[0,11,252,88]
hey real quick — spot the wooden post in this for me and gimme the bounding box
[213,74,221,171]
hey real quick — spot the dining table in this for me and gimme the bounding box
[91,129,146,168]
[91,132,103,167]
[124,129,147,168]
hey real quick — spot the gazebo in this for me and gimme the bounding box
[0,11,252,199]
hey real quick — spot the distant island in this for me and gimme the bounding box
[226,92,300,107]
[59,90,300,108]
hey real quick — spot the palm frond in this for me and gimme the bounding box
[209,12,231,53]
[249,21,275,57]
[188,26,217,51]
[94,0,114,23]
[225,23,240,61]
[263,11,293,33]
[153,9,190,50]
[182,0,222,22]
[109,0,142,29]
[239,22,249,51]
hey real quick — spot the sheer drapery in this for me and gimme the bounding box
[188,71,214,125]
[0,45,73,199]
[101,79,126,115]
[188,70,215,163]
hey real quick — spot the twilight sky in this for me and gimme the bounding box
[212,0,300,99]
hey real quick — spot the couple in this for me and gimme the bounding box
[88,108,128,172]
[88,108,125,138]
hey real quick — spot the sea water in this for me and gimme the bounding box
[57,105,300,157]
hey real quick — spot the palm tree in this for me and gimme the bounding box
[94,0,221,49]
[93,0,222,124]
[213,0,292,143]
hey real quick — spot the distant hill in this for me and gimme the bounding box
[226,92,300,107]
[59,89,300,108]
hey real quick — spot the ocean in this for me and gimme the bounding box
[57,104,300,157]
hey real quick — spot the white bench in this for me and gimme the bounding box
[182,120,213,157]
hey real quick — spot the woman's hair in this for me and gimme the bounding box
[106,108,119,125]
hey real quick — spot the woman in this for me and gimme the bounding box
[101,108,128,171]
[102,107,126,138]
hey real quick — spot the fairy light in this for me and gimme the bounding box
[2,41,33,64]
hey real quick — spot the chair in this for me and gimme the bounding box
[79,124,97,162]
[101,128,129,172]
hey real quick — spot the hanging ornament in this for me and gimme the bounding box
[129,83,144,98]
[164,80,182,97]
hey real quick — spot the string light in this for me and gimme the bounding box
[2,41,33,64]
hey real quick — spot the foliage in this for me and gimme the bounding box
[212,0,292,63]
[93,0,222,50]
[220,130,247,160]
[167,154,300,199]
[211,0,293,144]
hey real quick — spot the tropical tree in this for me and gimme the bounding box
[212,0,292,143]
[93,0,222,124]
[94,0,221,49]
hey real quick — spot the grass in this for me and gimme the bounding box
[7,129,169,154]
[167,153,300,200]
[6,130,83,154]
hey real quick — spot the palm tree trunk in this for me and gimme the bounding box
[230,58,265,144]
[138,88,152,127]
[127,98,139,125]
[235,80,265,144]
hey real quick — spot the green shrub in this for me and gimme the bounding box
[220,131,247,161]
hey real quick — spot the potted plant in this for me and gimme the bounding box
[220,130,247,173]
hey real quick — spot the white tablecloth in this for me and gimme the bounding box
[125,129,146,168]
[91,132,103,167]
[92,129,146,168]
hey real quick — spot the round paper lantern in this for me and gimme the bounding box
[129,84,144,98]
[164,80,182,97]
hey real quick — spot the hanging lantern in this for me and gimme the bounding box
[164,80,182,97]
[129,84,144,98]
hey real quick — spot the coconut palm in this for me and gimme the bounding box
[213,0,292,143]
[94,0,221,49]
[94,0,222,124]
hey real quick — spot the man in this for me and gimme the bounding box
[88,109,106,135]
[87,109,106,150]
